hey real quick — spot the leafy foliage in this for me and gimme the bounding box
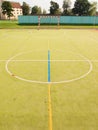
[50,1,61,15]
[43,9,47,14]
[22,2,30,15]
[31,6,42,15]
[89,2,97,16]
[62,0,71,15]
[1,1,13,19]
[72,0,90,16]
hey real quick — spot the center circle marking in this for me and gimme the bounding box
[5,50,93,84]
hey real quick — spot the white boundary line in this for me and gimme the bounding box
[5,50,93,84]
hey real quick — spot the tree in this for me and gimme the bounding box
[38,7,42,14]
[72,0,90,16]
[89,2,97,16]
[1,1,13,19]
[22,2,30,15]
[50,1,60,15]
[31,6,42,15]
[62,0,71,15]
[43,9,47,14]
[55,8,62,15]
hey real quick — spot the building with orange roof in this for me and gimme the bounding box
[0,0,22,19]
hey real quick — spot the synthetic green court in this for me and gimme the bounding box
[0,29,98,130]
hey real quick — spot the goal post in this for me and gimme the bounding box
[38,15,60,26]
[57,16,60,26]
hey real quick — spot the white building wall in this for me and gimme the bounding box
[0,0,22,20]
[0,0,6,19]
[11,8,22,19]
[0,0,3,19]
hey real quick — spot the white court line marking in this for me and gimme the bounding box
[5,51,93,84]
[0,59,98,62]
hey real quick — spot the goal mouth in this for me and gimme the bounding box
[38,15,60,26]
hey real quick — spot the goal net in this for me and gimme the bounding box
[38,15,60,26]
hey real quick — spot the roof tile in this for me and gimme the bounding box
[10,2,21,9]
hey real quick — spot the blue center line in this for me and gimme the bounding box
[48,50,51,82]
